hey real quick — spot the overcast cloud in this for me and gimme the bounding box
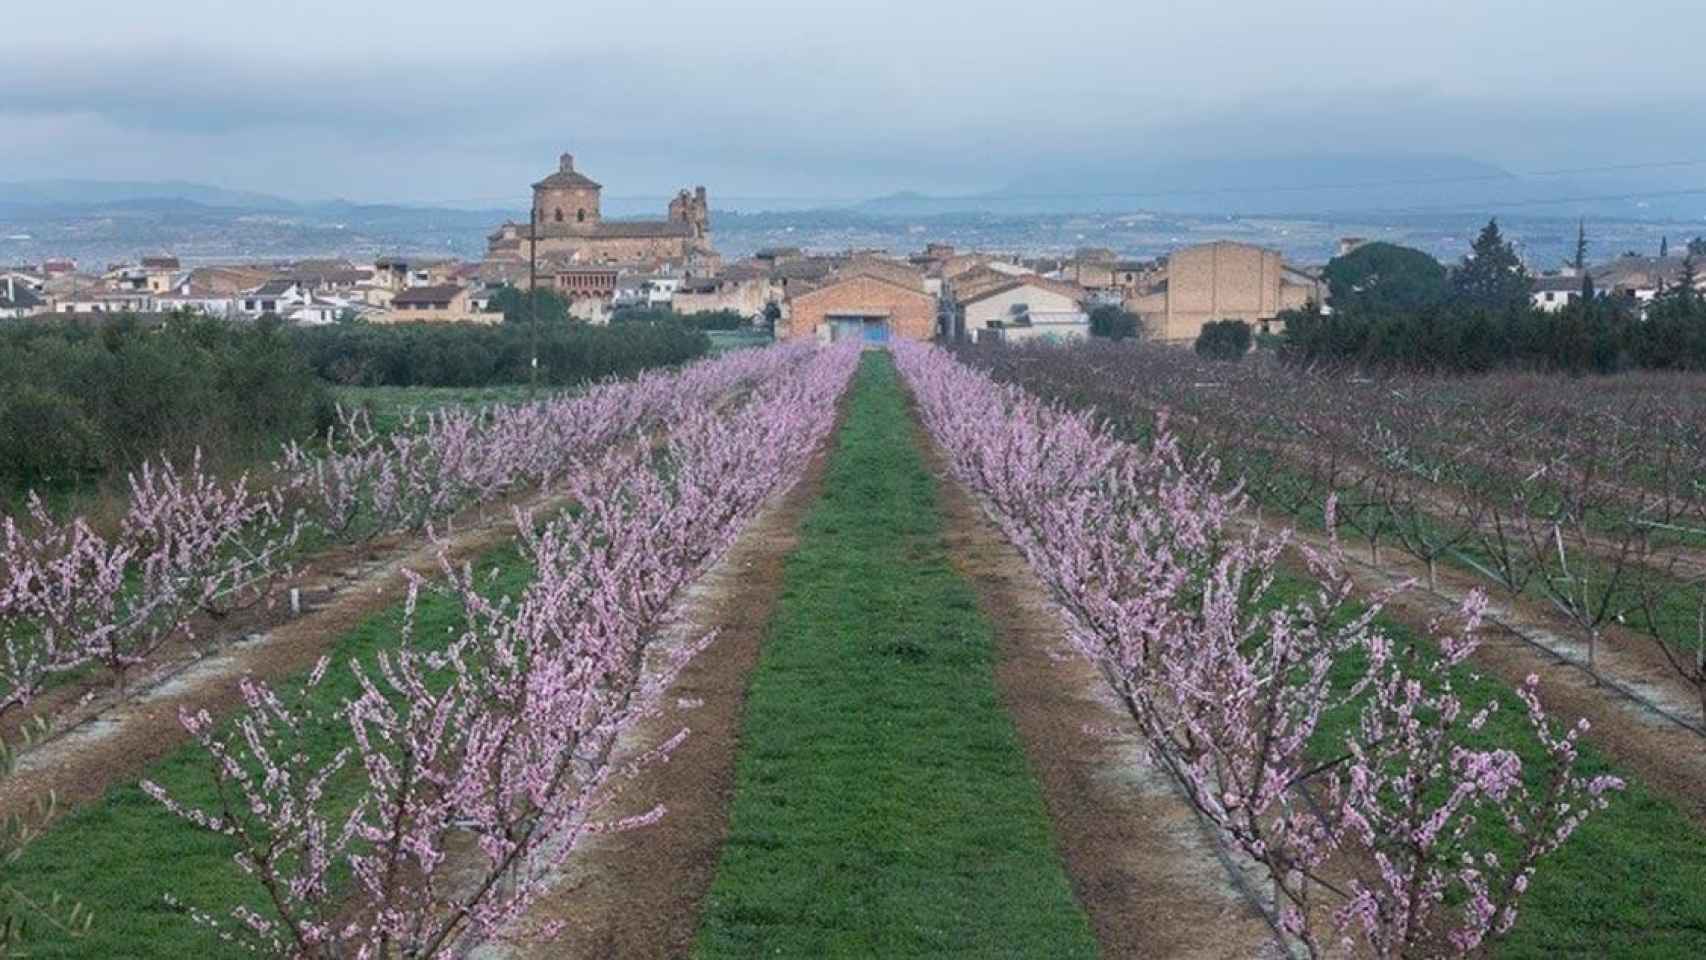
[4,0,1704,206]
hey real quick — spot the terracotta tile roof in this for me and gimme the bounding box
[787,270,934,304]
[838,256,926,292]
[391,285,467,306]
[948,265,1018,301]
[249,279,299,297]
[960,275,1087,307]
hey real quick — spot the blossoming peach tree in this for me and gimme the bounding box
[142,344,858,957]
[893,341,1620,958]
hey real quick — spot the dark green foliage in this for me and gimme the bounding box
[1194,318,1252,361]
[697,355,1098,958]
[677,309,749,331]
[0,315,334,490]
[488,286,568,326]
[609,305,677,325]
[613,304,749,331]
[288,320,709,388]
[1281,291,1706,375]
[1324,242,1449,315]
[1451,219,1532,312]
[1088,303,1141,340]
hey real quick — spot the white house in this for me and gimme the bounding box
[1530,275,1582,313]
[284,297,355,326]
[240,280,309,316]
[613,271,682,308]
[0,277,46,318]
[960,276,1090,343]
[55,289,155,314]
[155,283,241,318]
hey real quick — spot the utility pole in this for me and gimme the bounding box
[528,204,539,397]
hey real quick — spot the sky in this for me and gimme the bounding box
[4,0,1705,207]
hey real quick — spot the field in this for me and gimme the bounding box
[2,340,1702,958]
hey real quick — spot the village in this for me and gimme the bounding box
[7,150,1697,339]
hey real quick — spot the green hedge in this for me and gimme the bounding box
[288,320,710,388]
[0,315,334,490]
[1280,293,1706,374]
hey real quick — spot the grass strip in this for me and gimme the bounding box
[6,543,534,959]
[694,353,1097,958]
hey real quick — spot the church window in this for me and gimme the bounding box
[577,209,586,222]
[554,208,563,222]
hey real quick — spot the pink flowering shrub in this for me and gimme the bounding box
[143,344,857,957]
[0,346,820,710]
[892,341,1621,957]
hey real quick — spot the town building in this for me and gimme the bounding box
[377,285,494,325]
[154,283,241,319]
[552,266,620,301]
[783,258,936,343]
[1590,255,1705,307]
[673,264,770,319]
[373,257,458,291]
[1124,241,1322,342]
[0,277,46,319]
[1531,275,1584,313]
[53,289,155,314]
[958,276,1089,343]
[486,153,716,269]
[241,280,309,316]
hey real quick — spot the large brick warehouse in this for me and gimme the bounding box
[782,259,937,343]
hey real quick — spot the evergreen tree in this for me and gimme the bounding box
[1576,220,1594,301]
[1676,255,1699,307]
[1451,219,1532,312]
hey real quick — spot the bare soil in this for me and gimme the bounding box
[467,423,835,960]
[913,421,1284,959]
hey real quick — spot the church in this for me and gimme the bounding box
[486,153,716,267]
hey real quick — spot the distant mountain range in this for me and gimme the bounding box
[2,155,1700,268]
[0,179,299,210]
[853,153,1706,219]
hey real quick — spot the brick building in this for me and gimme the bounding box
[486,153,716,267]
[1124,241,1321,342]
[783,260,936,343]
[377,285,495,325]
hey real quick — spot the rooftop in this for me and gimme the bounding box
[391,285,467,306]
[532,153,603,192]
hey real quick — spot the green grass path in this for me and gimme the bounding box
[693,353,1097,958]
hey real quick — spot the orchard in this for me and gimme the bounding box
[2,340,1701,958]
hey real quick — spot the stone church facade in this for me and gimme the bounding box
[486,153,715,267]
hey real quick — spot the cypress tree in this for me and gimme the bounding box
[1576,220,1594,301]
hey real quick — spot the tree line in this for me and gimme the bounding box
[1279,221,1706,373]
[0,309,713,494]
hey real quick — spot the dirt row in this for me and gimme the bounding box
[923,430,1286,959]
[467,411,835,959]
